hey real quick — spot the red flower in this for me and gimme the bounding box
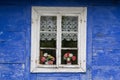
[64,53,68,58]
[64,52,70,58]
[41,57,46,62]
[72,56,76,61]
[48,61,53,64]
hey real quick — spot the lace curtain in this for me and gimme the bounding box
[40,16,78,41]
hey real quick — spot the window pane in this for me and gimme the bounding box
[40,16,57,65]
[61,16,78,48]
[61,16,78,65]
[40,33,56,48]
[61,50,78,65]
[62,16,78,32]
[62,33,77,48]
[40,49,56,65]
[40,16,57,31]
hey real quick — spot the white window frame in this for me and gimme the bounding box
[31,7,87,73]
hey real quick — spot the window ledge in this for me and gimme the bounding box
[31,67,86,73]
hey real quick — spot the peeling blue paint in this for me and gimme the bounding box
[92,67,120,80]
[0,0,120,80]
[0,64,25,80]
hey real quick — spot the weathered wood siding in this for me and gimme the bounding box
[0,0,120,80]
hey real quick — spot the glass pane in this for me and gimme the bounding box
[62,33,77,48]
[40,16,57,31]
[40,49,56,65]
[62,16,78,32]
[39,16,57,65]
[61,50,78,65]
[40,40,56,48]
[40,33,56,48]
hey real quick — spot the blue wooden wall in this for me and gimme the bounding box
[0,0,120,80]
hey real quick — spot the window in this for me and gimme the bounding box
[31,7,87,72]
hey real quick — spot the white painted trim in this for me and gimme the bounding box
[32,67,85,73]
[78,14,81,67]
[31,7,87,73]
[33,7,85,14]
[31,8,38,72]
[81,7,87,72]
[57,14,61,68]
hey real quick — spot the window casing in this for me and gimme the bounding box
[31,7,87,72]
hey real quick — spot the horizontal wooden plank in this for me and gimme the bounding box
[0,49,25,63]
[0,32,25,63]
[92,66,120,80]
[0,31,25,48]
[0,64,25,80]
[0,6,30,31]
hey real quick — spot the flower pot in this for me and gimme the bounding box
[45,62,48,64]
[67,61,71,65]
[67,62,71,65]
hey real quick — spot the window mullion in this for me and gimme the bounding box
[57,14,62,67]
